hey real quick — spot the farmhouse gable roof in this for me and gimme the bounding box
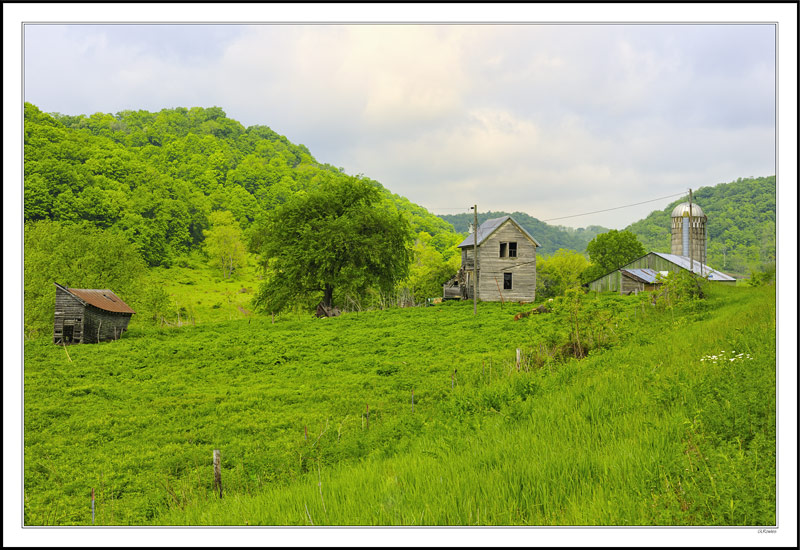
[457,216,541,249]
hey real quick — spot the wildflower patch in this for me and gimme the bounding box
[699,350,753,365]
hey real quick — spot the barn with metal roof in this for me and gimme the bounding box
[585,252,736,294]
[53,283,136,344]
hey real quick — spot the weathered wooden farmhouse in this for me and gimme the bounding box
[443,216,541,302]
[53,283,136,344]
[585,252,736,294]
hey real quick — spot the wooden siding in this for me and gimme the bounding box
[588,270,623,293]
[621,273,645,295]
[474,220,537,302]
[54,287,86,344]
[82,306,132,344]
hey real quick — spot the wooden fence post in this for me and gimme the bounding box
[366,403,369,430]
[91,487,95,525]
[516,349,521,372]
[213,449,222,498]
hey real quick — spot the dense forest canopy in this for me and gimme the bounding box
[23,102,456,267]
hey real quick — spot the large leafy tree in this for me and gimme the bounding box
[203,210,247,279]
[581,229,646,283]
[251,176,413,313]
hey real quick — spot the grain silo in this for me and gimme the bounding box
[670,202,707,266]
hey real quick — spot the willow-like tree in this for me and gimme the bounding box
[250,175,413,313]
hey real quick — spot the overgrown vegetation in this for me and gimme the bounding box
[24,283,775,526]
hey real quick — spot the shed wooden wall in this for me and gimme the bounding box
[82,307,132,344]
[467,221,537,302]
[54,287,85,344]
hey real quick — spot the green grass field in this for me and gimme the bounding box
[23,280,776,526]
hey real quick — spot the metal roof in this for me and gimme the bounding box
[457,216,542,248]
[651,252,736,281]
[620,268,660,284]
[57,284,136,314]
[671,202,706,218]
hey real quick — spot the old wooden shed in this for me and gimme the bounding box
[53,283,136,344]
[444,216,541,302]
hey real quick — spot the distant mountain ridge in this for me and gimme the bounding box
[437,211,609,257]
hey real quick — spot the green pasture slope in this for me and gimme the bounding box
[23,284,776,526]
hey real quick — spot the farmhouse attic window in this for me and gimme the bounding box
[503,272,513,290]
[499,242,517,258]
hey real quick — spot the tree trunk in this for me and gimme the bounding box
[323,284,334,309]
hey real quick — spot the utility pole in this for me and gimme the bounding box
[471,204,478,315]
[688,188,695,277]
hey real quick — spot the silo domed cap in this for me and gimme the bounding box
[671,202,706,218]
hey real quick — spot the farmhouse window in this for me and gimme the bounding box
[500,242,517,258]
[503,272,513,290]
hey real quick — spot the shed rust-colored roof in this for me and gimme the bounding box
[64,287,136,314]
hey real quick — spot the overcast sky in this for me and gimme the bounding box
[21,20,779,229]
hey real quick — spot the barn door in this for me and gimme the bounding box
[62,324,74,344]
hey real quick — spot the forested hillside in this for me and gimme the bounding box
[437,211,608,256]
[24,103,455,266]
[625,176,776,276]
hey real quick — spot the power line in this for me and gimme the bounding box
[430,190,687,223]
[540,192,686,222]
